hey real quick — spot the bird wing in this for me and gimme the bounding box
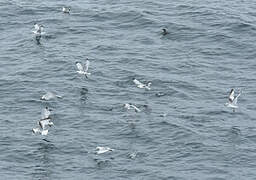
[228,89,235,102]
[76,62,84,71]
[84,60,90,72]
[131,105,141,112]
[42,92,54,100]
[233,92,241,105]
[133,79,143,86]
[32,128,40,134]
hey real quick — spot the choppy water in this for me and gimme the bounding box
[1,0,256,179]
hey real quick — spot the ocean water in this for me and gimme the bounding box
[1,0,256,179]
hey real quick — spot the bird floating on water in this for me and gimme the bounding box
[133,78,151,90]
[41,92,62,101]
[62,7,71,13]
[96,146,114,154]
[225,88,241,112]
[76,59,91,78]
[124,103,141,112]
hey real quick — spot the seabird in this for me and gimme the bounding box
[161,28,169,36]
[76,59,91,78]
[133,78,151,90]
[62,7,71,13]
[32,107,54,136]
[96,146,114,154]
[33,23,45,36]
[124,103,141,112]
[41,92,62,101]
[225,89,241,112]
[128,151,137,159]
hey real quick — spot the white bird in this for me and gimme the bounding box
[124,103,141,112]
[32,128,49,136]
[133,78,151,90]
[96,146,114,154]
[33,23,45,35]
[62,7,71,13]
[225,89,241,112]
[128,151,137,159]
[39,118,54,130]
[32,107,53,136]
[76,60,91,78]
[41,92,62,101]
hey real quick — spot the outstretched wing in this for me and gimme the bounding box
[76,62,84,71]
[233,92,241,105]
[84,60,90,72]
[228,89,235,102]
[130,105,141,112]
[133,79,143,86]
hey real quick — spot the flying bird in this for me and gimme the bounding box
[76,60,91,78]
[33,23,45,36]
[124,103,141,112]
[225,89,241,112]
[32,107,54,136]
[133,78,151,90]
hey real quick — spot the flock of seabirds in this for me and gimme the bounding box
[31,7,242,155]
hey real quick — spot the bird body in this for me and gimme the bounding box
[133,78,151,90]
[41,92,62,100]
[96,146,114,154]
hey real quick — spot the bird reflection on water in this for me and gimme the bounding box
[31,142,57,180]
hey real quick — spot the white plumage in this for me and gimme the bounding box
[133,78,151,90]
[76,60,91,78]
[96,146,114,154]
[124,103,141,112]
[41,92,62,101]
[225,89,241,111]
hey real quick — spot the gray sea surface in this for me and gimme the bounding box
[1,0,256,179]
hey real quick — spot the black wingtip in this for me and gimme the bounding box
[43,139,51,142]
